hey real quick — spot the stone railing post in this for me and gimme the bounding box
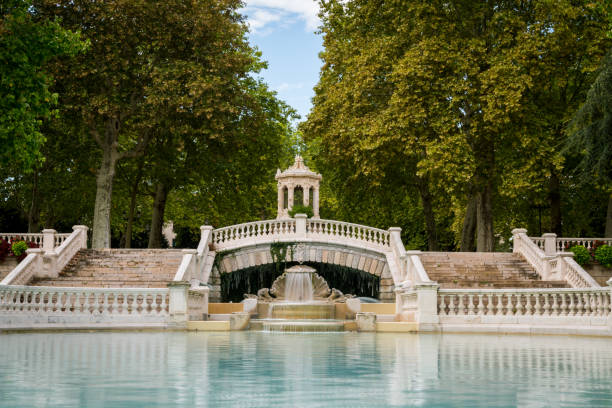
[295,214,307,236]
[168,281,190,326]
[415,283,440,328]
[42,229,56,253]
[72,225,89,249]
[511,228,527,253]
[26,248,44,279]
[543,233,557,256]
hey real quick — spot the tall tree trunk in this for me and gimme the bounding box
[476,183,494,251]
[92,152,117,248]
[474,137,495,252]
[28,171,40,233]
[549,171,562,235]
[124,160,145,248]
[148,182,169,248]
[605,193,612,238]
[460,194,477,251]
[417,176,438,250]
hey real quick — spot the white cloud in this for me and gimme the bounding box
[276,82,304,92]
[242,0,320,33]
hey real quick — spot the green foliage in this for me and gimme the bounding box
[570,245,591,266]
[0,0,87,172]
[594,245,612,268]
[269,242,296,267]
[288,204,314,218]
[302,0,610,250]
[11,240,27,257]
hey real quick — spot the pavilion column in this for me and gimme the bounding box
[277,184,283,218]
[313,187,320,218]
[288,185,294,211]
[304,185,310,206]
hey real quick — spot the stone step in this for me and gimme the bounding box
[31,248,184,288]
[420,252,569,289]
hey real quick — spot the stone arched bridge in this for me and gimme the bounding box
[176,215,433,302]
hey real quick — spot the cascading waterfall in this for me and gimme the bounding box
[284,271,314,302]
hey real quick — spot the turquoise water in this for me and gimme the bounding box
[0,331,611,407]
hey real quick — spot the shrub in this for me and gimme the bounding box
[11,241,28,257]
[594,245,612,268]
[288,204,314,218]
[569,245,591,266]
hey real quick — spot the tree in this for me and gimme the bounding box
[304,0,609,251]
[567,50,612,235]
[35,0,265,248]
[0,0,86,172]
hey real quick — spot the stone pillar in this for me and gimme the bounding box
[313,187,320,218]
[511,228,527,253]
[42,229,56,253]
[543,233,557,256]
[295,214,307,236]
[288,185,294,212]
[168,281,190,326]
[230,312,250,330]
[356,312,376,332]
[415,283,440,329]
[304,185,310,206]
[26,248,45,279]
[277,183,283,217]
[72,225,89,249]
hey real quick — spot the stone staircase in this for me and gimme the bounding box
[420,252,569,289]
[31,249,184,288]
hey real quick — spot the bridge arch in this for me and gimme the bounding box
[209,242,394,302]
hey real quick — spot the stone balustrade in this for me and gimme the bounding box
[212,219,296,249]
[513,229,599,288]
[529,235,612,252]
[0,285,169,329]
[1,226,88,285]
[0,233,44,246]
[211,218,391,253]
[0,231,73,249]
[438,288,611,322]
[307,219,390,247]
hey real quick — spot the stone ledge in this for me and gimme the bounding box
[187,321,230,331]
[376,322,418,332]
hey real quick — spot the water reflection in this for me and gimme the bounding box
[0,331,611,407]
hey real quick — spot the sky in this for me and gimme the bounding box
[239,0,323,122]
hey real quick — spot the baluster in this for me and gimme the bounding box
[92,292,101,314]
[550,293,559,317]
[438,295,445,316]
[484,293,493,316]
[447,294,456,316]
[53,290,62,312]
[585,293,593,317]
[467,294,475,315]
[525,293,534,316]
[576,292,585,316]
[516,293,524,316]
[457,294,466,316]
[477,294,485,315]
[495,293,504,316]
[568,293,576,316]
[595,293,603,317]
[533,294,542,316]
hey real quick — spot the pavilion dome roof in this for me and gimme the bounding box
[275,155,322,181]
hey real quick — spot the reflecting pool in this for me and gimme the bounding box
[0,331,611,407]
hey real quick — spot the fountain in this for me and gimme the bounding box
[246,264,358,332]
